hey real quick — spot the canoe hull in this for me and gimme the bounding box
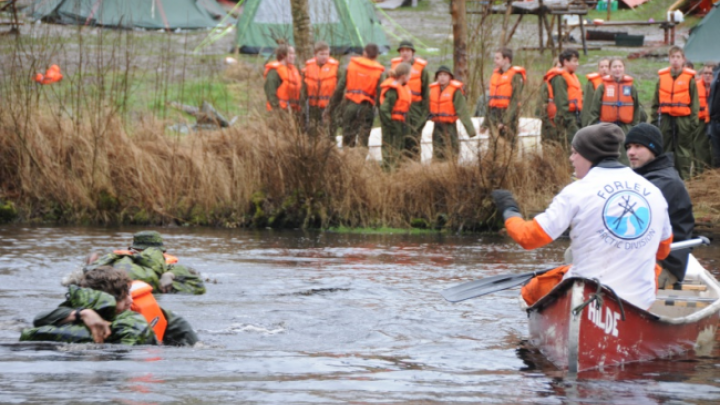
[528,278,720,374]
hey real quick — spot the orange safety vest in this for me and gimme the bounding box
[303,57,339,108]
[345,57,385,106]
[380,78,412,122]
[34,64,63,85]
[113,250,178,265]
[488,66,526,109]
[586,72,603,90]
[390,57,427,103]
[130,280,167,342]
[697,78,710,123]
[599,75,635,125]
[658,67,695,117]
[428,80,464,123]
[264,61,301,112]
[543,68,563,120]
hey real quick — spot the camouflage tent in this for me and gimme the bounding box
[28,0,226,30]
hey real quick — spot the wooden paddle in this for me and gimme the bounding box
[441,237,710,303]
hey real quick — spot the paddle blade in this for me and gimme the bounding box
[441,272,537,303]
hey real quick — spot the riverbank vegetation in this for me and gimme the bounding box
[0,3,714,231]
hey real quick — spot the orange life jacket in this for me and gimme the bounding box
[390,57,427,103]
[130,280,167,342]
[599,75,635,125]
[488,66,526,109]
[429,80,464,124]
[113,250,178,265]
[345,57,385,106]
[586,72,603,90]
[658,67,695,117]
[303,57,339,108]
[380,78,412,122]
[543,68,564,121]
[264,61,301,112]
[697,78,710,123]
[34,64,63,85]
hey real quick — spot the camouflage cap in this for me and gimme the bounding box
[397,40,415,52]
[434,65,454,80]
[131,231,165,251]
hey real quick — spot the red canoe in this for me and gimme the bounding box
[525,255,720,374]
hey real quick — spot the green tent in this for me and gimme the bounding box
[235,0,390,55]
[685,3,720,63]
[28,0,226,30]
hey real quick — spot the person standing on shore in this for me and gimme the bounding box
[581,58,609,127]
[539,57,562,144]
[326,43,385,148]
[650,46,699,179]
[428,65,476,161]
[390,41,430,158]
[480,47,525,143]
[710,64,720,167]
[379,63,412,167]
[541,49,583,149]
[694,64,715,170]
[302,41,339,137]
[587,58,641,134]
[264,44,301,117]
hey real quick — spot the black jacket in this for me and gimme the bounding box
[633,153,695,280]
[711,66,720,121]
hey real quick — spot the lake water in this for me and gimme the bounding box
[1,226,719,404]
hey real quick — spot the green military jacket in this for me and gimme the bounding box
[407,58,431,134]
[550,74,582,143]
[264,69,282,110]
[20,285,157,345]
[85,248,206,295]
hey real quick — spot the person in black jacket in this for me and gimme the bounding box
[625,123,695,288]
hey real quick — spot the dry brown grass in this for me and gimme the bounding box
[686,170,720,225]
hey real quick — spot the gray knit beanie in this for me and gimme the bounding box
[572,123,625,164]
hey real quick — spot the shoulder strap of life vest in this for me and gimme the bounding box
[264,61,282,78]
[414,58,428,68]
[510,66,527,82]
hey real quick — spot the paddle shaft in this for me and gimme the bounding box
[441,237,710,303]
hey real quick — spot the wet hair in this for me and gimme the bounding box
[668,46,684,58]
[314,41,329,54]
[364,43,379,59]
[276,44,289,61]
[559,49,579,65]
[389,62,411,79]
[496,47,513,63]
[684,61,694,69]
[80,266,132,302]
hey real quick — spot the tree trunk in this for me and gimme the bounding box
[291,0,313,64]
[451,0,467,82]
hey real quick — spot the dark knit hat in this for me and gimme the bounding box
[397,40,415,52]
[624,123,663,156]
[435,65,454,80]
[571,123,625,163]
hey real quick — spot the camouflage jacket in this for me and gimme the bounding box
[20,285,157,345]
[84,247,205,295]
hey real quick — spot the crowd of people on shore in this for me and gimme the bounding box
[264,41,720,177]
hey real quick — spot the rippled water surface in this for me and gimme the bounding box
[1,226,720,404]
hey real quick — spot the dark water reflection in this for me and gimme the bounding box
[1,226,719,404]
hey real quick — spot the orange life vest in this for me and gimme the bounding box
[658,67,695,117]
[303,57,339,108]
[697,78,710,123]
[345,57,385,106]
[390,57,427,103]
[264,61,301,112]
[34,64,63,85]
[543,68,563,120]
[113,250,178,265]
[130,280,167,342]
[488,66,526,109]
[429,80,464,124]
[599,75,635,125]
[586,72,603,90]
[380,78,412,122]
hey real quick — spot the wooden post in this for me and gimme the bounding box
[290,0,313,64]
[607,0,612,21]
[451,0,468,82]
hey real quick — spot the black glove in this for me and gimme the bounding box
[491,189,520,219]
